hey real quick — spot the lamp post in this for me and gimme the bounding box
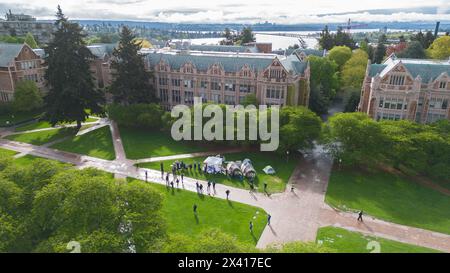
[286,150,290,163]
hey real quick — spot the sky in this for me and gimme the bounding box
[0,0,449,24]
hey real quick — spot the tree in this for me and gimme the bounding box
[110,26,156,104]
[427,36,450,60]
[308,56,339,115]
[341,49,369,89]
[24,33,38,49]
[423,31,436,49]
[242,93,257,106]
[372,34,387,64]
[278,106,322,153]
[328,46,352,70]
[334,27,356,49]
[318,25,334,50]
[239,27,255,44]
[360,38,374,60]
[13,80,43,112]
[343,89,361,113]
[44,6,104,130]
[323,112,385,166]
[397,41,426,59]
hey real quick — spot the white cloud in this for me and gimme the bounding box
[0,0,448,23]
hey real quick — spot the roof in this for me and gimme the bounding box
[87,43,116,59]
[0,43,24,67]
[273,48,325,57]
[146,49,308,75]
[369,59,450,82]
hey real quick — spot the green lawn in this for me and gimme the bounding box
[128,178,267,245]
[14,117,98,132]
[0,147,17,158]
[5,128,77,146]
[119,127,219,159]
[138,152,298,193]
[51,126,115,160]
[326,168,450,235]
[316,226,440,253]
[0,110,43,127]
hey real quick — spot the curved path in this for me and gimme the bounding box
[1,121,449,252]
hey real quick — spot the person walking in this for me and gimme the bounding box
[196,181,199,191]
[225,189,230,200]
[249,183,254,193]
[160,162,164,178]
[199,184,203,194]
[267,214,271,225]
[291,186,295,193]
[212,181,216,192]
[176,178,179,188]
[264,182,268,192]
[181,173,184,184]
[357,210,364,222]
[165,174,169,186]
[193,204,198,215]
[145,171,148,182]
[170,181,174,189]
[207,181,211,193]
[249,221,253,233]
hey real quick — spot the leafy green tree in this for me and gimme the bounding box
[324,112,385,166]
[360,38,374,60]
[24,33,38,49]
[427,36,450,59]
[397,41,426,59]
[242,93,258,106]
[341,49,369,89]
[423,31,436,49]
[12,80,43,112]
[239,27,255,44]
[110,26,156,104]
[107,103,163,129]
[328,46,352,70]
[279,106,322,153]
[334,27,356,49]
[44,6,104,130]
[308,56,339,115]
[344,89,361,113]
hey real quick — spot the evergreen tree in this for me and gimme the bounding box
[319,25,334,50]
[423,31,436,49]
[372,34,387,64]
[110,26,156,104]
[44,6,104,129]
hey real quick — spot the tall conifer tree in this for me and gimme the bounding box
[44,6,104,129]
[110,26,155,104]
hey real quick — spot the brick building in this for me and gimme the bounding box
[0,43,45,102]
[358,55,450,123]
[145,47,311,110]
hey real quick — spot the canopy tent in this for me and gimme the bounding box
[262,165,276,175]
[240,159,256,178]
[203,156,224,174]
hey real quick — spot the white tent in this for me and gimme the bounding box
[262,165,276,175]
[203,156,223,174]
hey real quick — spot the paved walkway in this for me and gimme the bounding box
[1,123,449,253]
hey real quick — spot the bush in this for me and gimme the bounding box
[107,103,163,129]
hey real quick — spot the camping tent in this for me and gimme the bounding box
[241,159,256,178]
[226,162,242,177]
[262,165,276,175]
[203,156,223,174]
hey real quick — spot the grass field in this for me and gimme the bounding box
[128,178,267,245]
[119,127,220,159]
[326,168,450,235]
[51,126,115,160]
[316,226,440,253]
[138,152,299,193]
[0,110,43,127]
[14,117,98,132]
[5,127,77,146]
[0,147,17,158]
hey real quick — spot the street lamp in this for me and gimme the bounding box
[286,150,290,163]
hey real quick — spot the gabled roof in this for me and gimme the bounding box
[0,43,24,67]
[87,43,116,59]
[146,51,308,76]
[273,48,325,57]
[369,59,450,82]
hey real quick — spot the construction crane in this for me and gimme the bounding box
[341,19,368,34]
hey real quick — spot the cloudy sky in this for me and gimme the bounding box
[0,0,449,23]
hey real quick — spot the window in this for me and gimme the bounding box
[442,99,448,110]
[159,89,169,102]
[172,90,181,104]
[224,95,235,105]
[269,69,282,79]
[200,80,208,89]
[171,78,181,87]
[158,77,168,86]
[24,74,38,82]
[184,91,194,104]
[211,79,221,91]
[439,81,447,89]
[211,94,221,103]
[266,85,283,99]
[389,75,405,86]
[224,81,236,92]
[184,79,194,89]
